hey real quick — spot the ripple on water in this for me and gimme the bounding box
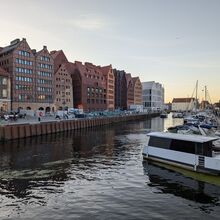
[0,118,220,219]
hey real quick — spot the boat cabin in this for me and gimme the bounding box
[147,132,219,157]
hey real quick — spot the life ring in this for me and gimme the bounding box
[39,112,43,117]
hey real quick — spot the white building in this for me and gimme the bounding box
[142,81,164,112]
[172,98,196,112]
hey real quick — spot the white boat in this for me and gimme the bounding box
[143,132,220,175]
[172,112,183,118]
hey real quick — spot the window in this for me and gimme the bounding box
[149,137,171,149]
[170,140,195,154]
[18,50,30,57]
[2,78,7,85]
[2,89,7,98]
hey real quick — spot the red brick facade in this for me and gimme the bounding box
[114,69,142,110]
[132,77,142,105]
[0,67,11,111]
[71,62,114,112]
[0,38,54,111]
[51,50,73,110]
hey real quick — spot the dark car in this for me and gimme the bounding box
[75,113,87,118]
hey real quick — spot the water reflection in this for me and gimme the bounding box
[0,117,220,219]
[143,161,220,213]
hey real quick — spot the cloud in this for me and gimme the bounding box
[65,15,105,30]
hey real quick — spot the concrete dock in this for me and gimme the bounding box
[0,113,159,141]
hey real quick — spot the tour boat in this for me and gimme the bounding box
[143,132,220,175]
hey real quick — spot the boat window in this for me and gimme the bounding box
[170,140,195,154]
[195,143,203,156]
[202,142,212,157]
[149,137,171,149]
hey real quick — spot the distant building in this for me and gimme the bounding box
[71,62,114,112]
[51,50,73,111]
[132,77,142,106]
[164,102,172,111]
[0,67,11,111]
[142,81,164,111]
[125,74,134,109]
[200,100,210,109]
[113,69,127,109]
[0,38,54,112]
[114,69,142,110]
[172,98,196,112]
[101,65,115,111]
[214,101,220,109]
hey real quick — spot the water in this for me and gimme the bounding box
[0,115,220,219]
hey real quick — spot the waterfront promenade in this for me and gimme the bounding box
[0,113,159,141]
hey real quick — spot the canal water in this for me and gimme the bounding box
[0,115,220,219]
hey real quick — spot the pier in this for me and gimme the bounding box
[0,113,159,141]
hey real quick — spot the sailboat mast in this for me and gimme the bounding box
[195,80,198,111]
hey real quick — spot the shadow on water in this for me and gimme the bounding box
[143,161,220,214]
[0,116,220,219]
[0,120,154,199]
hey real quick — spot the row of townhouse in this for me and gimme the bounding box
[0,38,143,113]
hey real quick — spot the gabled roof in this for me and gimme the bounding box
[64,62,75,73]
[101,65,112,75]
[125,73,132,84]
[0,40,20,54]
[50,50,68,72]
[172,98,195,103]
[132,77,141,84]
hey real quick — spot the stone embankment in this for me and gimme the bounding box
[0,113,159,141]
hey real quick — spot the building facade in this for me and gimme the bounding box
[114,69,142,110]
[172,98,196,112]
[113,69,127,110]
[51,50,73,111]
[34,46,54,112]
[0,38,54,112]
[101,65,115,111]
[142,81,164,111]
[72,62,114,112]
[0,67,11,111]
[132,77,142,105]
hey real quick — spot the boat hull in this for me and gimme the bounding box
[143,146,220,176]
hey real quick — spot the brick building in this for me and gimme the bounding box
[114,69,142,110]
[125,73,134,109]
[113,69,126,109]
[0,67,11,111]
[51,50,73,110]
[132,77,142,105]
[101,65,115,110]
[0,38,54,112]
[71,62,114,112]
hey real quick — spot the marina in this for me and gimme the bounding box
[0,116,220,219]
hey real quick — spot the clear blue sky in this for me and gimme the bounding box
[0,0,219,102]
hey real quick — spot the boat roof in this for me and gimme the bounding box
[147,132,219,143]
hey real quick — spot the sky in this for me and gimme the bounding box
[0,0,219,103]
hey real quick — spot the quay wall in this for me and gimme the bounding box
[0,113,159,141]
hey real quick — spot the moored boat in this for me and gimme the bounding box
[143,132,220,175]
[160,112,168,118]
